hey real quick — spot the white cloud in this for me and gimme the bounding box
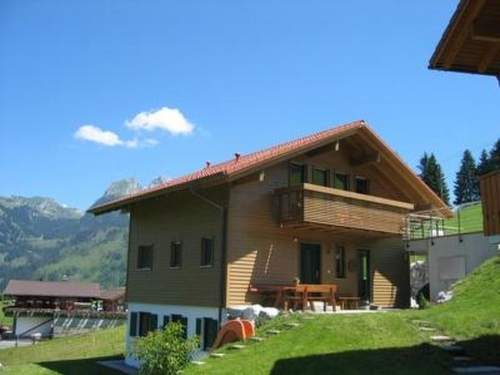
[74,125,156,149]
[126,107,195,135]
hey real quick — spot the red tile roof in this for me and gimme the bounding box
[3,280,101,299]
[89,120,365,214]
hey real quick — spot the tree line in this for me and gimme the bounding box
[417,139,500,206]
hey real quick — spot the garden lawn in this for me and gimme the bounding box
[185,312,451,375]
[0,326,125,374]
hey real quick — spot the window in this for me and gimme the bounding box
[137,245,153,270]
[170,241,182,268]
[172,314,188,339]
[312,168,328,187]
[201,237,214,267]
[131,312,157,337]
[355,177,369,194]
[334,173,350,190]
[196,318,219,351]
[289,163,306,185]
[335,246,346,279]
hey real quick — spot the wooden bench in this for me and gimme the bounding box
[283,284,337,312]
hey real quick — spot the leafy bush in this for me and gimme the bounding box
[134,322,199,375]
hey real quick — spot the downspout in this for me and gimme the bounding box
[188,186,228,325]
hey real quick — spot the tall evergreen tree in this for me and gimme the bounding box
[418,152,450,205]
[488,139,500,171]
[453,149,479,205]
[477,149,490,176]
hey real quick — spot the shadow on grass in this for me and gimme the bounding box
[270,335,500,375]
[270,343,451,375]
[457,335,500,364]
[37,355,124,375]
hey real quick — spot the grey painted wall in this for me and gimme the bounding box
[408,232,498,301]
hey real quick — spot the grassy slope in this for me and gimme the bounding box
[416,255,500,362]
[0,326,125,374]
[186,313,450,375]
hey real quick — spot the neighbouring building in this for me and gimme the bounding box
[2,280,126,338]
[429,0,500,82]
[89,121,450,367]
[480,170,500,247]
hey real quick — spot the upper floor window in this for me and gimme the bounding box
[334,173,350,190]
[355,177,369,194]
[289,163,306,185]
[335,246,346,279]
[201,237,214,267]
[137,245,154,270]
[312,167,328,187]
[170,241,182,268]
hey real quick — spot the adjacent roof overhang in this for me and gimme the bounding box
[429,0,500,76]
[88,120,452,218]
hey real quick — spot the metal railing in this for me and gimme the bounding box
[403,201,483,241]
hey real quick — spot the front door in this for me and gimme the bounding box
[358,249,371,302]
[300,243,321,284]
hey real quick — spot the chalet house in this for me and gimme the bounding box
[89,121,449,366]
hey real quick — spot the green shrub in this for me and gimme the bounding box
[134,322,199,375]
[417,294,430,309]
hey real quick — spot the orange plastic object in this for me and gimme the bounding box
[210,319,255,350]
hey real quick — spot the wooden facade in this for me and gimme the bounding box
[91,123,449,310]
[480,170,500,236]
[429,0,500,76]
[126,186,228,307]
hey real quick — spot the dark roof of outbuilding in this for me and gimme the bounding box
[3,279,101,299]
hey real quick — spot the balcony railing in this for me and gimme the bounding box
[274,183,415,235]
[402,201,483,241]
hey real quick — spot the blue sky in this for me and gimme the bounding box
[0,1,498,210]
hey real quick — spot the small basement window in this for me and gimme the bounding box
[137,245,154,270]
[170,241,182,268]
[201,237,214,267]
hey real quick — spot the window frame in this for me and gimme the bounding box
[333,172,350,191]
[355,176,369,194]
[312,167,329,187]
[335,245,346,279]
[170,241,183,269]
[136,244,154,271]
[289,162,307,186]
[200,237,215,268]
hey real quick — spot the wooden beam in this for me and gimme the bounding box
[472,16,500,43]
[478,44,500,73]
[350,152,381,167]
[442,0,487,69]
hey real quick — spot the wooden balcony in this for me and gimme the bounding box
[274,183,414,235]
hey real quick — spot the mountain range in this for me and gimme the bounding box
[0,178,147,290]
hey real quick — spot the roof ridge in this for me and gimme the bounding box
[89,120,366,213]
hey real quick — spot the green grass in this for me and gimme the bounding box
[415,255,500,362]
[444,202,483,234]
[0,299,13,326]
[0,326,125,374]
[185,313,450,375]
